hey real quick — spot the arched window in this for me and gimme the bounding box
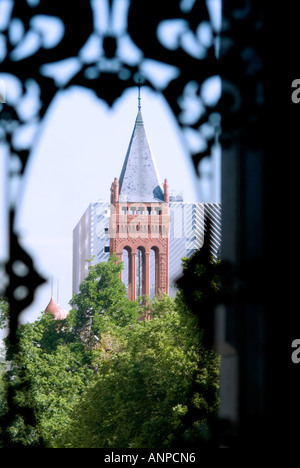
[122,246,131,296]
[150,246,159,298]
[136,247,145,298]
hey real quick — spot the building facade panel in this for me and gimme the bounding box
[72,103,221,300]
[73,200,221,299]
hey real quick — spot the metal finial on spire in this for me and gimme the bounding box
[137,76,143,110]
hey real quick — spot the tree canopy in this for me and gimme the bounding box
[56,298,219,448]
[0,297,8,330]
[0,251,221,448]
[69,253,140,345]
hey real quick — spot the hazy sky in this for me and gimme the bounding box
[0,0,221,327]
[9,84,219,324]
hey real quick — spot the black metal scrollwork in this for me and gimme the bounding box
[0,0,266,447]
[0,0,221,337]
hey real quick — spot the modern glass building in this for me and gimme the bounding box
[72,198,221,298]
[73,100,221,298]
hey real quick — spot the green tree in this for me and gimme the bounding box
[177,244,223,349]
[0,256,141,447]
[171,241,223,446]
[1,248,221,448]
[0,361,7,419]
[3,312,93,447]
[0,297,8,330]
[56,295,219,448]
[69,254,140,346]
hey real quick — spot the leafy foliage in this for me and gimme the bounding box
[56,297,219,448]
[69,254,140,345]
[3,313,92,446]
[0,251,220,448]
[0,297,8,330]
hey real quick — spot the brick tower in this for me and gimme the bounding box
[109,91,170,301]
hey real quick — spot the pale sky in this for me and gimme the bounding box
[7,85,219,324]
[0,0,222,327]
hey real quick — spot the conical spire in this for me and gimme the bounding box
[118,102,164,203]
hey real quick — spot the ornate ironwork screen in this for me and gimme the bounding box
[0,0,266,447]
